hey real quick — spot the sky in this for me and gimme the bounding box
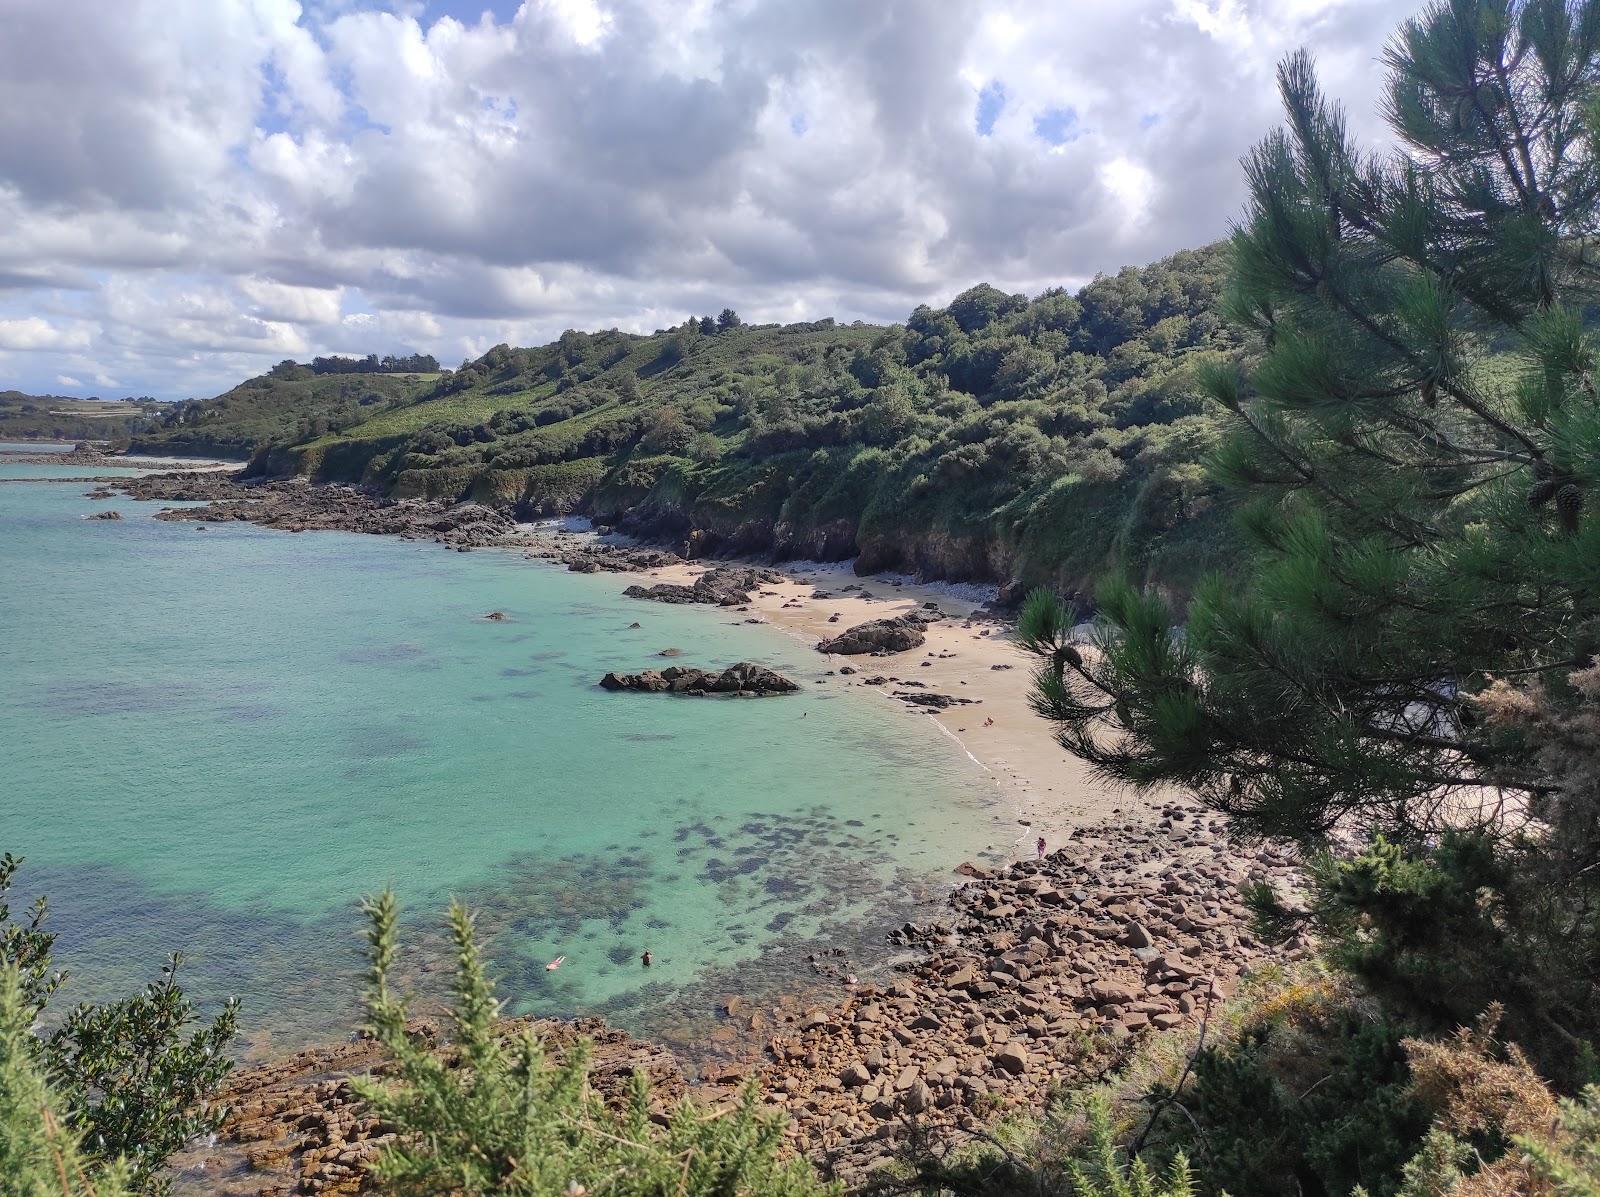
[0,0,1411,400]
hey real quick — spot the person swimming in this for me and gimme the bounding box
[641,950,653,968]
[545,955,566,971]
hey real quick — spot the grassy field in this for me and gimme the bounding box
[0,393,170,442]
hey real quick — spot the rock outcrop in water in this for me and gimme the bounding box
[622,566,783,607]
[816,613,933,655]
[599,662,799,697]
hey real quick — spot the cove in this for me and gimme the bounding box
[0,457,1009,1059]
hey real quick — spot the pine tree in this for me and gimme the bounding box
[1022,0,1600,1061]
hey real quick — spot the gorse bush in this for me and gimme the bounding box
[870,1092,1200,1197]
[354,890,836,1196]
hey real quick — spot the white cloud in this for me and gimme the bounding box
[0,317,93,351]
[0,0,1415,397]
[238,277,344,325]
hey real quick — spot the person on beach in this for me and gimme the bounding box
[641,950,652,968]
[1035,836,1047,860]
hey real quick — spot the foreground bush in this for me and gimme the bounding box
[355,890,837,1196]
[0,963,133,1197]
[0,854,237,1194]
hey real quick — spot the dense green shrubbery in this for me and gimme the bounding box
[0,963,134,1197]
[133,370,430,459]
[0,854,237,1194]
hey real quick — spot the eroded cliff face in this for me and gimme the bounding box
[603,501,1025,589]
[253,443,1204,607]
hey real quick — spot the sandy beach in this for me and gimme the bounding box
[626,556,1153,856]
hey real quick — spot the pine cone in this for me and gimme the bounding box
[1420,378,1437,407]
[1534,457,1554,480]
[1528,479,1559,509]
[1557,484,1584,532]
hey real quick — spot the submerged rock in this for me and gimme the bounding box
[598,662,800,697]
[816,613,932,655]
[86,510,124,520]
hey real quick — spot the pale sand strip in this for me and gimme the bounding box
[628,558,1160,857]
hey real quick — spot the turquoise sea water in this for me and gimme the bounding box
[0,450,1008,1058]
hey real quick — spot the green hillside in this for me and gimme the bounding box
[125,244,1240,596]
[129,368,437,459]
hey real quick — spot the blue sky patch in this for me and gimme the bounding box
[975,81,1006,136]
[1033,106,1079,146]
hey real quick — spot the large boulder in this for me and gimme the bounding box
[598,662,799,697]
[816,614,931,655]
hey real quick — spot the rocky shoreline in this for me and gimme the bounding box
[110,470,699,574]
[178,805,1303,1193]
[80,468,1308,1192]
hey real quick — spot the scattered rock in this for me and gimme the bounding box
[993,1043,1030,1076]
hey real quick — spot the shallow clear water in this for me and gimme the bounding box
[1,460,1009,1058]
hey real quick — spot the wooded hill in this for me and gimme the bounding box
[134,243,1241,598]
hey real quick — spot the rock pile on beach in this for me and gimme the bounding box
[891,690,977,709]
[623,565,784,606]
[599,662,800,697]
[171,1017,682,1197]
[733,807,1306,1179]
[0,443,120,467]
[557,544,682,573]
[816,613,935,655]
